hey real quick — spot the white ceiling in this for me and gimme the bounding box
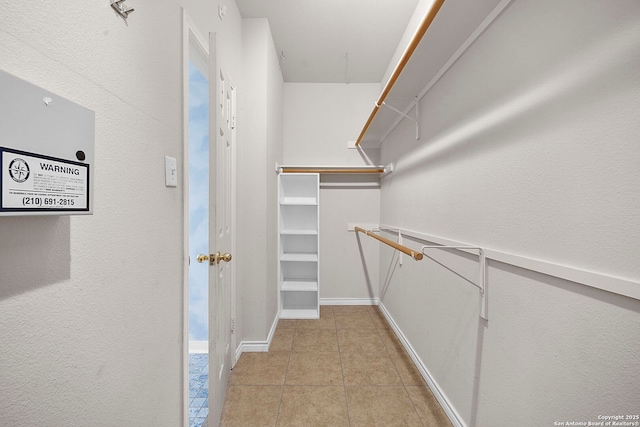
[235,0,420,83]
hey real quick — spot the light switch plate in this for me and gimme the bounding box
[165,156,177,187]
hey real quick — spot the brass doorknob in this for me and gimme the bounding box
[215,252,232,264]
[196,252,232,265]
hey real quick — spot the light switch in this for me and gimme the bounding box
[165,156,177,187]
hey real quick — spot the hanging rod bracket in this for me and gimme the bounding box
[421,245,487,321]
[381,96,420,140]
[111,0,134,19]
[355,226,423,261]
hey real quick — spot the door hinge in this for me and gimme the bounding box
[230,318,236,333]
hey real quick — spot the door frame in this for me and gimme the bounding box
[225,76,237,368]
[182,10,209,427]
[182,10,238,427]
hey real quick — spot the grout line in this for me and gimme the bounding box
[187,353,210,426]
[220,306,440,426]
[371,307,426,426]
[335,310,352,427]
[333,311,351,426]
[274,322,293,426]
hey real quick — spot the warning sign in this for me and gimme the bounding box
[1,147,89,212]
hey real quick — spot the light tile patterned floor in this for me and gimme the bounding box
[188,353,209,427]
[219,305,452,426]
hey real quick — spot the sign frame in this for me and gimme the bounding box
[0,146,90,214]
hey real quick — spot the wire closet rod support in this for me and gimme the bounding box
[355,226,423,261]
[380,97,420,140]
[355,0,444,146]
[421,245,488,321]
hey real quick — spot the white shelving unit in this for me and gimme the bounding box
[278,173,319,319]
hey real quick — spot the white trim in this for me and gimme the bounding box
[380,224,640,301]
[181,11,189,427]
[347,223,379,232]
[188,340,209,354]
[229,78,238,368]
[320,298,379,306]
[234,315,279,361]
[320,182,380,189]
[377,302,465,427]
[185,13,209,57]
[280,309,320,319]
[235,340,270,356]
[276,164,387,173]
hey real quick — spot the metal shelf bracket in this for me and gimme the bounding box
[111,0,134,19]
[422,245,488,321]
[380,96,420,140]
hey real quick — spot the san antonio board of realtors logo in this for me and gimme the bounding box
[9,158,30,183]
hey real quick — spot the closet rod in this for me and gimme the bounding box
[355,0,445,147]
[354,226,423,261]
[281,168,384,174]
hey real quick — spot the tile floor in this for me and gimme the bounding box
[219,305,452,426]
[188,353,209,427]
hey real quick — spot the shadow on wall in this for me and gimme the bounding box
[380,248,400,301]
[492,259,640,316]
[355,232,375,300]
[389,17,639,179]
[0,216,71,300]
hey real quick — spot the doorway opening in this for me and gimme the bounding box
[188,57,210,425]
[188,58,210,351]
[184,12,210,427]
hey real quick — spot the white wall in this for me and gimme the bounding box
[283,83,382,301]
[265,20,285,334]
[238,19,283,340]
[283,83,380,165]
[381,0,436,88]
[0,0,252,424]
[0,2,186,425]
[378,0,640,425]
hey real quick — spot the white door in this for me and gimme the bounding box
[207,33,235,427]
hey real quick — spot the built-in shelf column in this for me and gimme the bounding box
[278,173,319,319]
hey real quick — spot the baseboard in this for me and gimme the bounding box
[230,300,462,425]
[234,314,279,362]
[320,298,380,306]
[233,300,380,359]
[377,302,465,427]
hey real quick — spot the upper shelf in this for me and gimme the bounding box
[356,0,511,147]
[276,164,391,175]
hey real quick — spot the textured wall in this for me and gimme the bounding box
[379,0,640,425]
[0,1,185,425]
[265,23,284,331]
[238,19,283,340]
